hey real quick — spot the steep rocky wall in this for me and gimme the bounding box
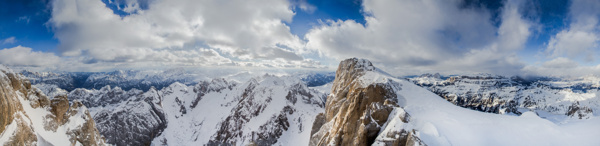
[0,71,23,138]
[0,68,39,145]
[0,65,106,145]
[310,58,425,146]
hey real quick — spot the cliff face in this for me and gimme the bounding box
[69,86,167,146]
[0,65,106,145]
[310,58,425,146]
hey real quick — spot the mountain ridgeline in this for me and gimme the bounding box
[21,69,335,92]
[4,58,600,145]
[21,69,198,91]
[409,73,599,120]
[39,74,328,145]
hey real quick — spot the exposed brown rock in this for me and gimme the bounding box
[310,58,400,146]
[0,67,106,145]
[50,95,70,124]
[0,71,37,145]
[0,73,20,135]
[5,114,38,146]
[66,101,106,146]
[310,58,426,146]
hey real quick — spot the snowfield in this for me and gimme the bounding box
[386,74,600,145]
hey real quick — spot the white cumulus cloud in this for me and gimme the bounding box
[49,0,309,66]
[545,0,600,62]
[305,0,534,75]
[542,57,579,69]
[0,46,61,66]
[523,57,600,77]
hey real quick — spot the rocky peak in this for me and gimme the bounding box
[310,58,424,146]
[334,58,375,86]
[0,65,106,145]
[338,58,376,72]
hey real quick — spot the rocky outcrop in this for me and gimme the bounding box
[65,101,106,145]
[0,72,26,141]
[372,108,425,146]
[566,102,593,119]
[0,65,106,145]
[310,58,425,146]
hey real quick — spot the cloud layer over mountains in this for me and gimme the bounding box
[0,0,599,77]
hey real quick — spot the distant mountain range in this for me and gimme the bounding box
[408,73,600,121]
[20,69,335,92]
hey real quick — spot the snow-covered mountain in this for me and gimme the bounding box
[83,69,204,91]
[21,69,206,92]
[22,69,335,92]
[20,70,93,91]
[0,65,106,145]
[312,58,600,146]
[8,58,600,145]
[47,73,328,145]
[296,72,335,87]
[71,86,166,146]
[409,73,600,122]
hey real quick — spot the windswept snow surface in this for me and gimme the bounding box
[385,76,600,145]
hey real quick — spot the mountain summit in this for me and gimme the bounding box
[310,58,425,146]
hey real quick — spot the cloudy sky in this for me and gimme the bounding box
[0,0,599,77]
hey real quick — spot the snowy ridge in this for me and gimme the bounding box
[155,75,326,145]
[33,83,68,99]
[409,74,600,121]
[55,73,328,145]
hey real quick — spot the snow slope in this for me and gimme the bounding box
[363,65,600,145]
[409,74,599,121]
[399,79,600,145]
